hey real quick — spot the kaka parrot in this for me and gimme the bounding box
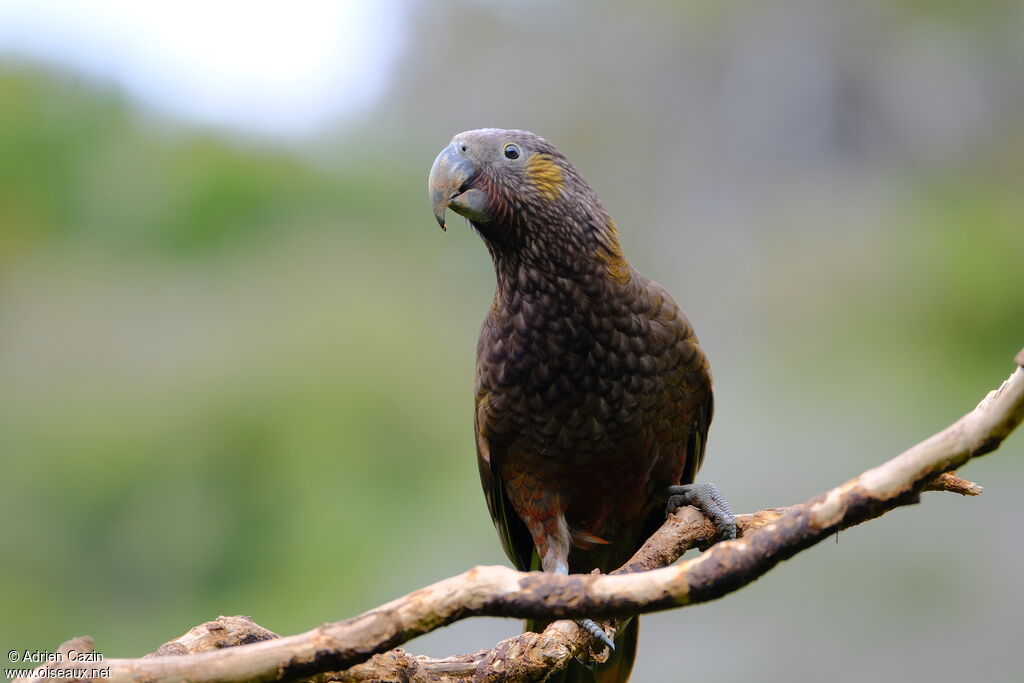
[428,129,735,682]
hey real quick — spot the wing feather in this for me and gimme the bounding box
[475,392,534,571]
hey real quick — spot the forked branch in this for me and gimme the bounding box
[17,353,1024,683]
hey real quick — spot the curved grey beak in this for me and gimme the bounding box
[428,143,489,231]
[428,143,471,231]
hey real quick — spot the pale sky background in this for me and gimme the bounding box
[0,0,407,138]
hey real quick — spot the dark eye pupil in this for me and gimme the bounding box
[504,145,520,160]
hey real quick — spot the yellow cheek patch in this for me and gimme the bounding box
[525,154,565,201]
[596,219,631,285]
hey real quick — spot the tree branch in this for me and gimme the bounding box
[17,354,1023,683]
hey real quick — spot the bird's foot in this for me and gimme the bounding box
[577,617,615,652]
[667,482,737,542]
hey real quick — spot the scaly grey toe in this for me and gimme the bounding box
[577,618,615,651]
[667,482,737,541]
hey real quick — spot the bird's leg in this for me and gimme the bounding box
[666,482,737,542]
[538,518,616,652]
[548,563,616,652]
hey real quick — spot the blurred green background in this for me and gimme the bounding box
[1,2,1022,681]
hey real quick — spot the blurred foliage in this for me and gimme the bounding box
[0,63,493,654]
[0,68,389,258]
[1,2,1022,680]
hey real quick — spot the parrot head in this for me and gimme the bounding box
[429,129,599,234]
[428,128,628,282]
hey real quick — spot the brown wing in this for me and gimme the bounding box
[634,276,715,540]
[475,388,536,571]
[680,389,713,485]
[643,276,713,484]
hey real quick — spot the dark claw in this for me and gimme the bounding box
[667,482,737,541]
[577,618,615,651]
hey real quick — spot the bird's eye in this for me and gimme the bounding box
[503,143,521,160]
